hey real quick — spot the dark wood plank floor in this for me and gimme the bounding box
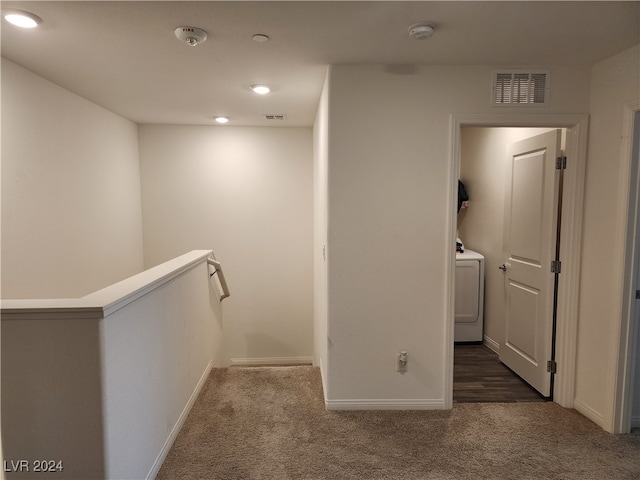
[453,343,547,403]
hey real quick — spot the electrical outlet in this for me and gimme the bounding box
[396,351,408,373]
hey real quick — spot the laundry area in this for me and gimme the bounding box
[454,127,562,402]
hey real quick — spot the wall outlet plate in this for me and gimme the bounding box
[396,353,407,373]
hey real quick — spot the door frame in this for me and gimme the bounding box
[445,113,589,410]
[608,101,640,433]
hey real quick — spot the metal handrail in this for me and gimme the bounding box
[207,256,230,301]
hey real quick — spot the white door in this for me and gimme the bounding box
[499,130,562,397]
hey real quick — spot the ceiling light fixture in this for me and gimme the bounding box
[174,26,208,47]
[4,10,42,28]
[250,85,270,95]
[252,34,270,43]
[408,23,435,40]
[215,116,229,124]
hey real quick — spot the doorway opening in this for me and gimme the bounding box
[445,114,589,411]
[453,127,565,403]
[453,343,547,403]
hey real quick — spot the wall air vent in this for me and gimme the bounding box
[492,71,549,106]
[264,114,286,120]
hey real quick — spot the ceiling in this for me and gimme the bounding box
[2,1,638,127]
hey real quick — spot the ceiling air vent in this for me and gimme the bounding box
[492,71,549,106]
[264,114,286,121]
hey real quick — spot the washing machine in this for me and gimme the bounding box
[455,249,485,342]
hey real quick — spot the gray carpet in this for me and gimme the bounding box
[157,366,640,480]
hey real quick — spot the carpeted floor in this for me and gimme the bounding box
[157,366,640,480]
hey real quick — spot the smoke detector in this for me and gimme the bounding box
[174,26,208,47]
[408,23,435,40]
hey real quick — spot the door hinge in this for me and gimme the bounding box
[551,260,562,274]
[556,156,567,170]
[547,360,557,374]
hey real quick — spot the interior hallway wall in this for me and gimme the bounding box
[138,125,313,364]
[458,127,554,351]
[577,44,640,429]
[313,69,330,381]
[326,64,591,406]
[1,58,144,299]
[631,111,640,430]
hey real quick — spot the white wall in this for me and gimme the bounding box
[138,125,313,364]
[325,64,591,406]
[313,69,330,380]
[576,44,640,428]
[1,251,221,480]
[1,58,144,299]
[96,254,222,479]
[2,316,105,478]
[458,127,554,351]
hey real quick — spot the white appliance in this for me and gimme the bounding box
[455,249,485,342]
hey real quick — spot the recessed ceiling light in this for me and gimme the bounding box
[250,85,271,95]
[4,10,42,28]
[215,116,229,124]
[252,34,270,43]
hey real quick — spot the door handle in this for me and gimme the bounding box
[498,263,508,271]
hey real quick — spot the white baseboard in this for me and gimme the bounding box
[326,398,444,411]
[483,335,500,354]
[146,360,213,480]
[573,398,605,428]
[230,356,313,366]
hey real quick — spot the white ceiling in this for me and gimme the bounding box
[2,1,638,126]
